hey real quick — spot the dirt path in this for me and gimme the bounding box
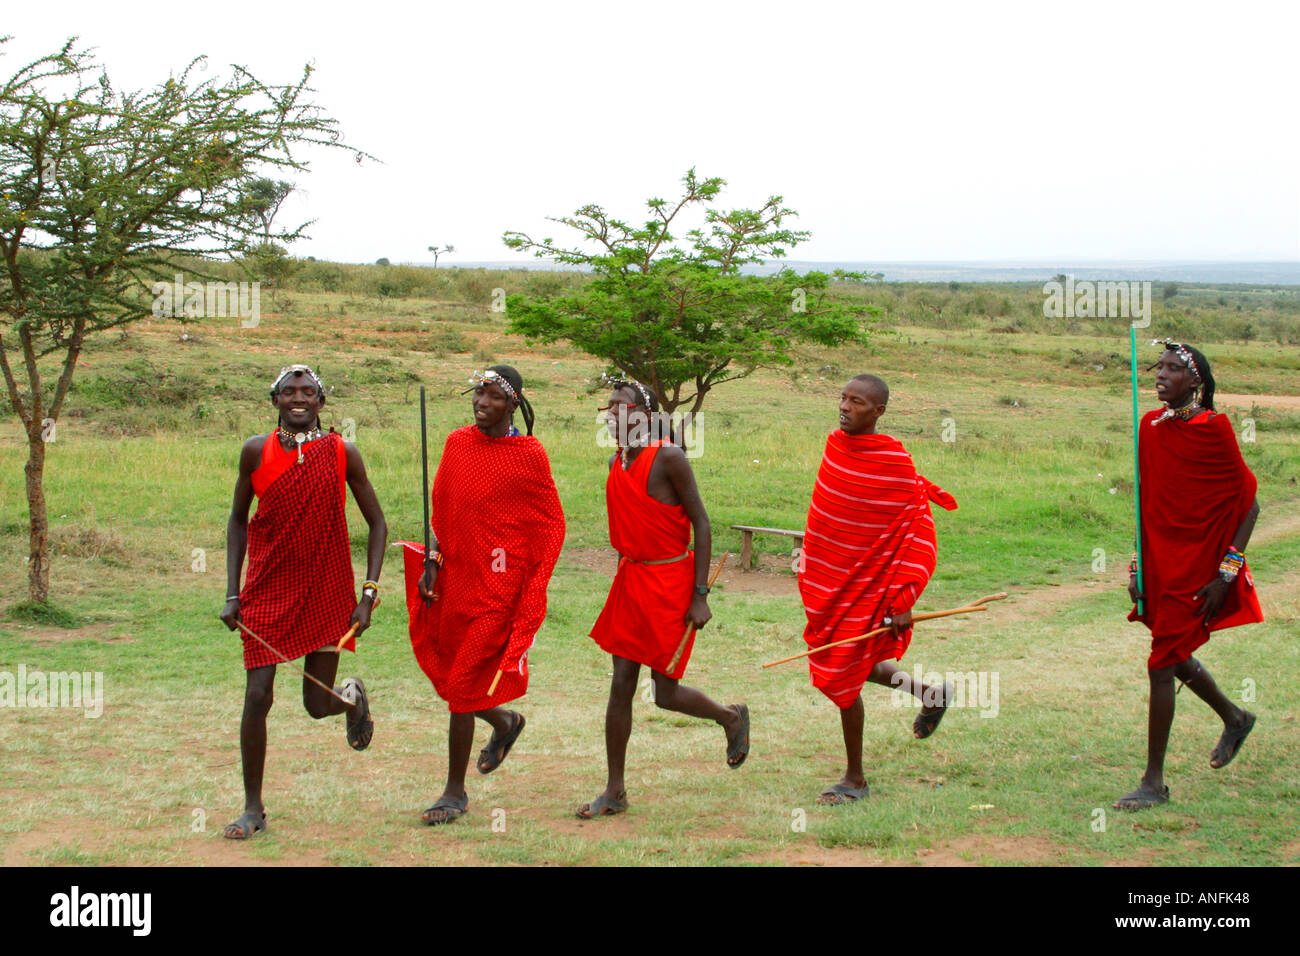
[1216,393,1300,411]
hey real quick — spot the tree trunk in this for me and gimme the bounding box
[25,429,50,604]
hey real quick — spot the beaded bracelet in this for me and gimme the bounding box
[1128,552,1139,576]
[427,551,445,569]
[1219,548,1244,582]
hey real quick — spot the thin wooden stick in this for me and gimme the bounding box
[762,592,1009,669]
[486,668,503,697]
[335,594,381,650]
[666,551,730,674]
[235,620,354,706]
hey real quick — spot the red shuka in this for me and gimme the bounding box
[798,431,957,709]
[403,426,566,713]
[239,432,355,669]
[590,442,697,679]
[1128,409,1262,669]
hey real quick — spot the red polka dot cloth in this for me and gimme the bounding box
[402,426,566,713]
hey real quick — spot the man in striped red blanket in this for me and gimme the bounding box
[797,374,957,805]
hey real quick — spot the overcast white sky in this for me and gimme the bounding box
[5,1,1299,264]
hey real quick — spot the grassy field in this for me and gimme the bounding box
[1,280,1298,866]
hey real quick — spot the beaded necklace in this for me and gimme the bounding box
[278,426,323,464]
[1151,403,1203,427]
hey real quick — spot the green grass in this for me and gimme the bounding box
[0,286,1297,866]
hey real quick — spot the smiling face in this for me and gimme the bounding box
[1153,349,1200,408]
[472,380,515,434]
[272,372,324,430]
[839,378,887,435]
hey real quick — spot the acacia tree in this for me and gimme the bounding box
[426,244,454,268]
[0,39,367,605]
[244,177,295,244]
[502,169,874,414]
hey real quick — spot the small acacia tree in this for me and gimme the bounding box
[503,169,874,414]
[0,38,367,606]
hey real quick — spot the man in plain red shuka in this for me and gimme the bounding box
[798,375,957,806]
[575,378,749,820]
[219,365,388,840]
[403,365,565,825]
[1116,340,1261,811]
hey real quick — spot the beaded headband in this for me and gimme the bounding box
[466,369,519,404]
[601,372,653,410]
[271,364,325,396]
[1151,339,1201,381]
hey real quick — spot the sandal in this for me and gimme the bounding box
[1113,785,1170,811]
[343,677,374,751]
[223,810,268,839]
[422,794,468,825]
[913,682,953,739]
[1210,712,1255,769]
[477,711,525,774]
[575,792,628,819]
[725,704,750,769]
[817,783,869,805]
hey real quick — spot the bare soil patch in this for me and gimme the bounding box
[1216,393,1300,411]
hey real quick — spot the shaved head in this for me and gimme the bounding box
[851,374,889,405]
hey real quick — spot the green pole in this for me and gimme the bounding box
[1129,325,1144,615]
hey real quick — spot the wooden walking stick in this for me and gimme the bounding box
[335,594,381,651]
[234,620,355,707]
[762,592,1008,669]
[666,552,730,674]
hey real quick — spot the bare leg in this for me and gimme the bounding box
[868,659,943,709]
[650,669,739,726]
[475,706,516,736]
[444,712,476,799]
[226,665,274,836]
[473,705,524,773]
[1177,657,1255,768]
[599,656,640,800]
[421,712,476,824]
[650,668,747,767]
[1176,657,1246,724]
[301,650,347,719]
[1115,664,1175,809]
[816,695,867,801]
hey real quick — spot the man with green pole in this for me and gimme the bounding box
[1117,335,1262,811]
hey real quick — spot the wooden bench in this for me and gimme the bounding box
[730,524,804,570]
